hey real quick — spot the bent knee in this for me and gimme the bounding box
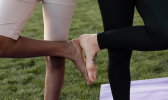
[0,35,16,56]
[161,27,168,38]
[157,27,168,41]
[149,26,168,40]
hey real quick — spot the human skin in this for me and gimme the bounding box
[44,56,66,100]
[79,34,100,82]
[0,35,91,99]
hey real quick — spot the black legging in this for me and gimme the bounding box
[98,0,168,51]
[97,0,134,100]
[97,0,168,100]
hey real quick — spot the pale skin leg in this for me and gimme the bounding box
[79,34,100,82]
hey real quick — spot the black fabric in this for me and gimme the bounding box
[97,0,135,100]
[97,0,168,100]
[97,0,168,51]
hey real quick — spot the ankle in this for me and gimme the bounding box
[53,41,72,59]
[92,34,100,53]
[63,41,75,60]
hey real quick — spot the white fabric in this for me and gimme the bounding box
[0,0,76,41]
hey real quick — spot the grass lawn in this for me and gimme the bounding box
[1,0,168,100]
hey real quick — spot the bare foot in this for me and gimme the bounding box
[69,39,91,85]
[79,34,100,82]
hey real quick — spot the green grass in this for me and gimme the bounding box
[1,0,168,99]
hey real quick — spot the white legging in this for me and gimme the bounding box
[0,0,76,41]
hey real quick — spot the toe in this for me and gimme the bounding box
[87,81,91,85]
[84,75,91,85]
[87,65,96,82]
[94,67,97,81]
[88,73,95,82]
[82,68,91,85]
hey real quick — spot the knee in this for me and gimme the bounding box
[155,27,168,42]
[161,28,168,39]
[45,56,65,68]
[0,36,15,57]
[148,26,168,42]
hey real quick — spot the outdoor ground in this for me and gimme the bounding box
[0,0,168,100]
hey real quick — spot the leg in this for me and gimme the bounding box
[41,0,78,100]
[80,0,135,99]
[80,0,168,99]
[97,0,168,51]
[97,0,134,100]
[44,57,65,100]
[80,0,168,53]
[0,0,90,90]
[0,36,90,83]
